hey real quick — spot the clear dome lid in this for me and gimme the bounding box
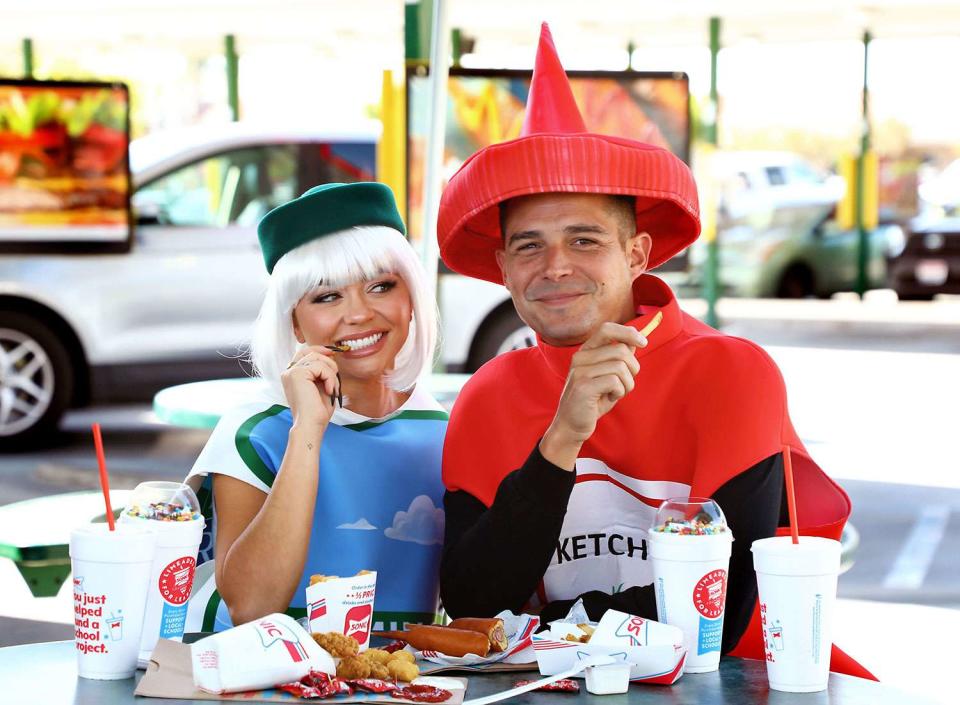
[122,481,201,522]
[652,497,728,535]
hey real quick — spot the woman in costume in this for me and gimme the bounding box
[185,182,447,633]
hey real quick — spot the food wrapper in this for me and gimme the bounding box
[414,612,539,671]
[137,639,469,703]
[191,613,335,694]
[306,571,377,652]
[533,603,686,686]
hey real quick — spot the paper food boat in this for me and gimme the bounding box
[533,610,687,686]
[416,612,539,672]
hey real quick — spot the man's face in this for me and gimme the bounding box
[496,192,651,346]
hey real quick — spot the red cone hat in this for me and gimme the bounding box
[437,22,701,284]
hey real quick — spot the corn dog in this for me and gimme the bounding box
[447,617,508,652]
[372,625,491,658]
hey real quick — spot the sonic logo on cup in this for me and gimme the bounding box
[158,557,196,606]
[255,619,309,663]
[692,569,727,619]
[344,604,372,643]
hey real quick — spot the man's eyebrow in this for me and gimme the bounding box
[564,223,608,235]
[506,230,542,245]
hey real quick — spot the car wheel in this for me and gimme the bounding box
[466,306,536,372]
[0,311,74,448]
[776,264,816,298]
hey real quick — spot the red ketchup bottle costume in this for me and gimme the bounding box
[435,23,874,681]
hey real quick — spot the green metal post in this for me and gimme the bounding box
[405,2,420,61]
[22,38,34,78]
[452,28,463,67]
[703,17,721,328]
[627,40,636,71]
[225,34,239,122]
[855,31,872,298]
[404,0,432,63]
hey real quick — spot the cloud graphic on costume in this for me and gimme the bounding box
[384,495,444,545]
[337,518,378,531]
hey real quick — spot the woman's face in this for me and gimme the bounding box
[292,273,413,383]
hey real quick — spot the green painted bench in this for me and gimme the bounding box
[0,490,130,597]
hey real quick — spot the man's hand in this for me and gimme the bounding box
[540,323,645,470]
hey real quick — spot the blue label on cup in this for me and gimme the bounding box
[159,601,188,639]
[698,616,723,655]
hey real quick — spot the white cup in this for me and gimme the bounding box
[648,497,733,674]
[69,523,157,680]
[649,529,733,673]
[751,536,841,693]
[120,481,204,668]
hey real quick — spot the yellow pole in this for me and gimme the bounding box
[378,70,407,222]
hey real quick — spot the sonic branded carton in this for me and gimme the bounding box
[305,571,378,652]
[533,609,687,686]
[190,613,335,694]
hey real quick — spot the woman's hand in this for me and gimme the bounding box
[281,345,339,431]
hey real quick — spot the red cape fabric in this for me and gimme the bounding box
[443,274,874,679]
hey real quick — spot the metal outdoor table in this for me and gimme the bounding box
[0,640,939,705]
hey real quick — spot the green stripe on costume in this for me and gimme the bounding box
[343,410,448,433]
[234,404,287,488]
[202,590,223,632]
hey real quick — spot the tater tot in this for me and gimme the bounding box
[364,648,393,665]
[369,662,391,680]
[387,659,419,682]
[388,649,416,664]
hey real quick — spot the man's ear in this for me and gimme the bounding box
[291,309,306,344]
[494,248,510,288]
[627,232,652,278]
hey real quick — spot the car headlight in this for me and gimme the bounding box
[885,225,906,258]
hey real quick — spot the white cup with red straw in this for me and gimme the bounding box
[751,446,842,693]
[69,423,157,680]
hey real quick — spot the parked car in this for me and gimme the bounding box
[889,216,960,300]
[686,203,904,298]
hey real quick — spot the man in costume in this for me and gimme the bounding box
[437,24,872,677]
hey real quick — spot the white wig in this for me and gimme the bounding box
[251,225,438,396]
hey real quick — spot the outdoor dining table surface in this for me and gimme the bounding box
[0,639,939,705]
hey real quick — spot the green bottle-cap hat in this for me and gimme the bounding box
[257,182,406,273]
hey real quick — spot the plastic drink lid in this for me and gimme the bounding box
[69,523,157,563]
[751,536,841,576]
[121,481,202,522]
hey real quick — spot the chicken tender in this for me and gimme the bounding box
[337,655,372,680]
[387,659,419,682]
[312,631,359,658]
[364,648,393,665]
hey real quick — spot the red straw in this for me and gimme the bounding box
[92,423,115,531]
[782,445,799,545]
